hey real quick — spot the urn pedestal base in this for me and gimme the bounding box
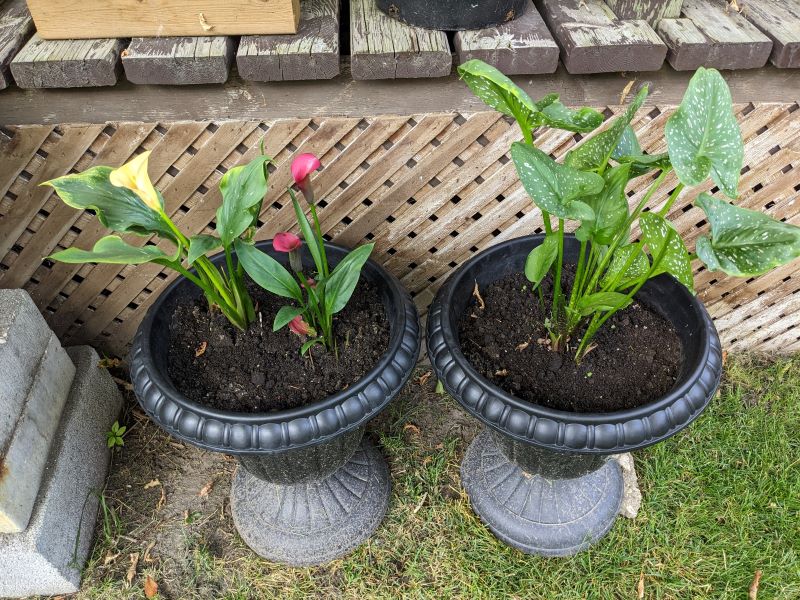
[230,438,390,567]
[461,429,623,556]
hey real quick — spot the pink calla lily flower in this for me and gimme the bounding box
[291,153,321,192]
[273,232,302,253]
[289,315,314,336]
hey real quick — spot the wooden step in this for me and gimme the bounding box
[237,0,340,82]
[453,0,559,75]
[0,0,34,90]
[123,37,236,85]
[742,0,800,68]
[350,0,451,80]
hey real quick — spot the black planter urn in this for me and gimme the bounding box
[376,0,528,31]
[426,235,723,556]
[130,242,420,566]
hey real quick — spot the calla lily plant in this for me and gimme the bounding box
[459,59,800,361]
[44,151,272,331]
[235,153,374,355]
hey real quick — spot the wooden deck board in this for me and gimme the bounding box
[122,36,235,85]
[0,0,34,90]
[10,34,125,88]
[350,0,451,80]
[237,0,340,82]
[743,0,800,68]
[453,0,559,75]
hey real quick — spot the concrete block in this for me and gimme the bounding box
[0,346,122,598]
[0,334,75,533]
[0,289,55,444]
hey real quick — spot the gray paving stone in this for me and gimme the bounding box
[0,333,75,533]
[0,346,122,598]
[0,289,54,444]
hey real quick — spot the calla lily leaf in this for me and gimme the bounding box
[566,86,648,172]
[577,291,632,316]
[43,167,174,240]
[48,235,176,265]
[234,239,302,301]
[640,212,694,292]
[665,67,743,198]
[511,142,603,221]
[602,242,650,290]
[525,234,559,286]
[576,164,630,245]
[216,155,271,247]
[188,234,222,265]
[534,101,604,133]
[273,305,305,332]
[457,59,537,125]
[695,193,800,277]
[324,243,374,315]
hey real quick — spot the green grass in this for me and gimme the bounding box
[74,355,800,599]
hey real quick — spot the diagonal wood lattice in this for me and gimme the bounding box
[1,102,799,357]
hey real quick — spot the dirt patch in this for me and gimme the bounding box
[458,270,682,412]
[167,279,390,413]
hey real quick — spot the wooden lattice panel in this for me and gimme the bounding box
[1,102,799,357]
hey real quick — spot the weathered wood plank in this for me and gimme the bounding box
[10,35,125,89]
[0,0,34,90]
[659,0,772,71]
[453,0,559,75]
[742,0,800,68]
[122,37,235,85]
[237,0,339,82]
[535,0,666,74]
[26,0,300,39]
[604,0,683,26]
[350,0,451,80]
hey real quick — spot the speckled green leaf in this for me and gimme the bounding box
[695,193,800,277]
[534,101,604,133]
[458,59,536,124]
[665,67,743,198]
[216,155,270,247]
[576,164,630,245]
[525,234,558,286]
[48,235,174,265]
[511,142,603,221]
[640,212,694,292]
[187,234,222,265]
[613,126,642,158]
[602,242,649,290]
[565,86,648,172]
[577,291,632,316]
[43,166,174,240]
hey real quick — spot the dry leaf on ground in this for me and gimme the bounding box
[195,341,208,357]
[144,574,159,598]
[126,552,139,587]
[637,572,645,599]
[143,540,156,563]
[472,281,485,310]
[417,371,432,386]
[749,570,762,599]
[98,357,122,369]
[143,479,161,490]
[199,480,215,498]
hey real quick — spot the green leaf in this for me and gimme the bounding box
[524,235,558,286]
[511,142,603,221]
[234,239,302,301]
[300,337,324,355]
[639,212,694,292]
[323,244,374,315]
[291,191,325,276]
[576,164,630,245]
[48,235,172,265]
[273,305,305,332]
[613,126,642,159]
[187,234,222,265]
[665,67,743,198]
[44,166,174,239]
[695,193,800,277]
[577,291,632,316]
[616,152,672,178]
[534,101,604,133]
[602,242,650,289]
[566,86,648,172]
[457,59,536,124]
[216,155,270,246]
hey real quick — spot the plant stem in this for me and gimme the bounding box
[551,221,565,347]
[658,182,685,217]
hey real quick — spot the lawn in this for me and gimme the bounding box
[70,354,799,600]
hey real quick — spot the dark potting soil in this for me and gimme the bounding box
[167,280,390,413]
[458,268,683,413]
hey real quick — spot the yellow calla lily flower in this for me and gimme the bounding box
[109,151,162,212]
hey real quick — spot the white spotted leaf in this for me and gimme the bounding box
[640,212,694,292]
[665,67,743,198]
[575,164,630,245]
[511,142,603,221]
[695,193,800,277]
[602,242,650,290]
[458,60,536,124]
[525,234,559,286]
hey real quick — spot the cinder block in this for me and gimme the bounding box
[0,334,75,533]
[0,346,122,598]
[0,290,55,444]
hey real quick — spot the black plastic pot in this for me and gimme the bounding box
[376,0,528,30]
[426,234,722,556]
[131,241,420,566]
